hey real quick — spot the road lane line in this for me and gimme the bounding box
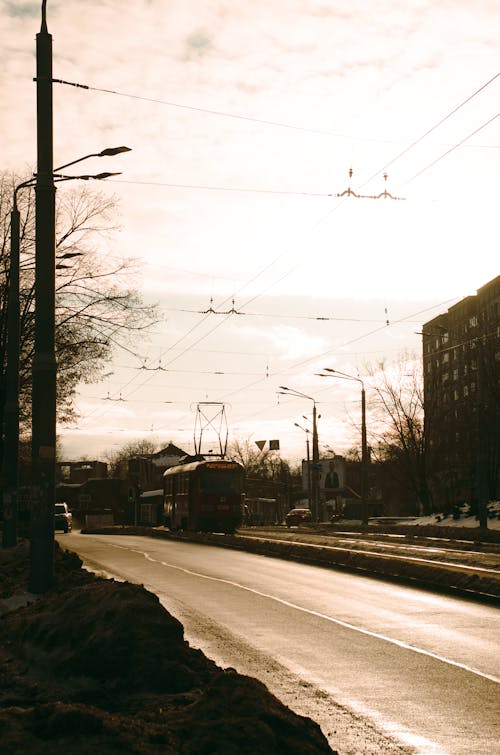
[105,540,500,685]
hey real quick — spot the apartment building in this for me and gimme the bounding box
[422,276,499,509]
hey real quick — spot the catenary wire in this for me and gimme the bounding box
[62,74,498,428]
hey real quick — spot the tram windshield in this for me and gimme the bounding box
[199,470,242,495]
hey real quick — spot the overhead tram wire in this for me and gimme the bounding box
[403,112,500,185]
[111,73,500,375]
[85,108,478,415]
[357,71,500,189]
[59,71,498,335]
[69,74,498,425]
[173,304,423,324]
[288,296,461,371]
[81,289,460,430]
[85,153,472,417]
[218,295,461,411]
[53,78,353,139]
[109,179,335,198]
[55,74,500,149]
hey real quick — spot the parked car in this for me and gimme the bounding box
[54,502,72,533]
[285,508,312,527]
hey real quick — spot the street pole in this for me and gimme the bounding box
[305,433,312,511]
[30,1,56,593]
[361,386,368,526]
[2,195,21,548]
[312,403,320,522]
[319,368,369,525]
[280,386,320,519]
[295,423,312,510]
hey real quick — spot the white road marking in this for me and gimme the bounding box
[105,540,500,685]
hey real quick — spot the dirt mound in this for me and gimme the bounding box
[0,541,335,754]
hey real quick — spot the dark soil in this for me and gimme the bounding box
[0,540,335,754]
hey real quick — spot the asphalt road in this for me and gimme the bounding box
[61,531,500,755]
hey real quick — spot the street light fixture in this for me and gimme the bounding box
[278,386,320,520]
[318,368,369,525]
[54,145,131,172]
[294,422,312,510]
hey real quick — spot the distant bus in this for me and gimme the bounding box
[163,458,245,533]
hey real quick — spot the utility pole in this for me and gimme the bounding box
[30,0,56,593]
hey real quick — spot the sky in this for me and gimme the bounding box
[2,0,499,464]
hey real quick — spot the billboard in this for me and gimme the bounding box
[301,456,345,493]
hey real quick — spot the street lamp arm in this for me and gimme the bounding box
[54,145,131,172]
[294,422,310,434]
[53,171,122,182]
[278,385,316,404]
[321,367,364,388]
[13,178,37,209]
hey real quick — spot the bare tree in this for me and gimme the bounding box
[366,353,434,514]
[0,172,158,445]
[104,438,160,478]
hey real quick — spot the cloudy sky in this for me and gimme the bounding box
[2,0,498,463]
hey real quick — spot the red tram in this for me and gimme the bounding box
[163,458,244,533]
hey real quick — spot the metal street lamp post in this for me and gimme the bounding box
[279,386,320,521]
[319,369,369,525]
[29,0,130,595]
[294,422,312,510]
[29,2,56,592]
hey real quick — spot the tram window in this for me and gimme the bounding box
[200,471,242,494]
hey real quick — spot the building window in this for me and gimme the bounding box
[442,372,449,384]
[454,389,459,401]
[469,316,478,328]
[463,385,469,397]
[453,368,459,381]
[443,352,449,363]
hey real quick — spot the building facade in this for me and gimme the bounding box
[423,276,500,509]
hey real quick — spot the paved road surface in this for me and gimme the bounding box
[61,531,500,755]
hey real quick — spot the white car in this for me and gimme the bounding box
[54,502,72,533]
